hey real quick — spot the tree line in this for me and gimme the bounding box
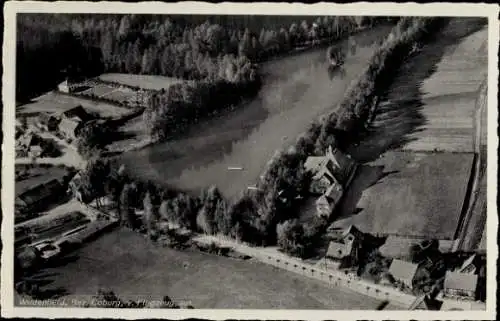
[16,14,390,101]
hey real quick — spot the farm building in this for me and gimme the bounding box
[58,117,83,141]
[305,146,357,217]
[57,79,82,94]
[16,132,44,157]
[61,105,93,122]
[37,113,61,131]
[388,259,419,290]
[443,271,478,300]
[315,183,343,218]
[15,178,66,214]
[323,225,364,269]
[305,146,357,186]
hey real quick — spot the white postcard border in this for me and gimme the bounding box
[2,2,499,320]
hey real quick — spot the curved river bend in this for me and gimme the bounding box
[119,26,393,198]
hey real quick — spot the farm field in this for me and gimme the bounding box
[99,73,189,91]
[119,25,393,198]
[333,151,474,240]
[348,18,487,162]
[30,228,386,309]
[16,91,133,119]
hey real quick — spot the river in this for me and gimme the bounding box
[119,25,393,198]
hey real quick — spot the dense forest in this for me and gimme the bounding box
[16,14,393,102]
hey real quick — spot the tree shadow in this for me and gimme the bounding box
[335,164,390,220]
[347,18,487,163]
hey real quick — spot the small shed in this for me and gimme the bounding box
[443,271,478,300]
[388,259,419,289]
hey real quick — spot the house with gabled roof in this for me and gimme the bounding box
[315,183,343,218]
[443,271,478,300]
[388,259,419,290]
[58,117,83,141]
[323,225,364,269]
[304,146,358,217]
[15,179,65,214]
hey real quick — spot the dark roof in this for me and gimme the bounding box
[16,179,63,207]
[325,146,357,184]
[444,271,478,292]
[62,106,92,122]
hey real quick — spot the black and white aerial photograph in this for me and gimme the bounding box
[1,1,498,319]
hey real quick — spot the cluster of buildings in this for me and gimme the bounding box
[15,131,45,158]
[317,223,483,308]
[37,104,95,143]
[304,146,358,219]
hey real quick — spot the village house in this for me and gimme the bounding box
[58,117,82,141]
[443,270,478,300]
[15,178,66,215]
[57,79,80,94]
[37,113,61,132]
[16,132,44,157]
[322,225,364,269]
[388,258,419,290]
[304,146,357,218]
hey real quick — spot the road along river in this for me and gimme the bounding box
[119,25,393,199]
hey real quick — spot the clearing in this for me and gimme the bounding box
[99,73,189,91]
[17,91,133,119]
[333,151,474,240]
[28,228,386,309]
[118,26,393,198]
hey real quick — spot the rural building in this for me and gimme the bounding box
[61,105,93,122]
[323,225,364,269]
[28,145,43,158]
[57,79,80,93]
[38,113,61,132]
[58,117,82,141]
[16,132,45,157]
[305,146,357,217]
[315,183,343,218]
[15,179,65,214]
[388,259,419,290]
[443,271,478,300]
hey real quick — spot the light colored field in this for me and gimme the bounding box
[399,20,487,153]
[17,91,132,118]
[334,151,474,240]
[118,26,393,198]
[32,228,385,309]
[99,73,188,91]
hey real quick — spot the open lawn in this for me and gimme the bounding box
[17,91,133,119]
[333,151,474,240]
[99,73,189,91]
[29,228,385,309]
